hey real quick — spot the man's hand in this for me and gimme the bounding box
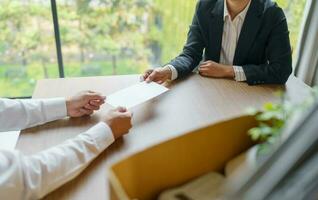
[141,66,172,84]
[104,107,132,139]
[199,61,235,79]
[66,91,106,118]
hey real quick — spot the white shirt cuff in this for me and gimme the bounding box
[42,98,67,122]
[84,122,115,150]
[166,65,178,81]
[233,66,247,82]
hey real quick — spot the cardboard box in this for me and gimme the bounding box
[108,116,257,200]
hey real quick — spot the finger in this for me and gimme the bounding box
[90,99,105,106]
[116,107,127,112]
[85,105,99,111]
[201,60,215,67]
[199,66,207,70]
[200,71,213,77]
[200,66,214,71]
[200,63,209,67]
[146,71,157,83]
[123,111,133,118]
[200,63,212,68]
[199,68,208,73]
[199,68,208,74]
[80,108,93,115]
[145,70,153,76]
[141,73,148,81]
[87,91,104,97]
[200,67,210,71]
[84,104,100,111]
[201,60,211,65]
[85,93,106,101]
[152,77,163,84]
[142,69,153,80]
[200,62,211,67]
[117,110,132,117]
[80,108,94,115]
[145,73,154,83]
[86,93,105,100]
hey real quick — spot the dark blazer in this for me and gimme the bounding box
[168,0,292,85]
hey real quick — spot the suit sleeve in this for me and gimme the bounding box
[168,1,206,78]
[242,7,292,85]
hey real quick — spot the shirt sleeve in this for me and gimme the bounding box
[233,66,247,82]
[0,122,114,200]
[0,98,67,132]
[166,65,179,81]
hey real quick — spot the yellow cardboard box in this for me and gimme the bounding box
[108,116,257,200]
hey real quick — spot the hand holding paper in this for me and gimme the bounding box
[106,82,169,109]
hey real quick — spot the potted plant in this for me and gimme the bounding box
[225,89,318,178]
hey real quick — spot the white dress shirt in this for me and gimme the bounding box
[168,0,251,82]
[0,98,114,200]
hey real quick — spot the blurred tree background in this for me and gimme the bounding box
[0,0,308,97]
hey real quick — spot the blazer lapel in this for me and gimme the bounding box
[233,0,264,65]
[208,0,224,62]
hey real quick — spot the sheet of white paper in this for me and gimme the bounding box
[0,131,20,150]
[106,81,169,109]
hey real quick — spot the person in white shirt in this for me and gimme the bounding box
[142,0,292,85]
[0,91,132,200]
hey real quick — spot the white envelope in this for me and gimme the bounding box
[106,81,169,109]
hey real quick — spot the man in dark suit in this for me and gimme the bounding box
[142,0,292,85]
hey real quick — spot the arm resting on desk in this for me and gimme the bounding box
[0,122,114,200]
[168,1,205,78]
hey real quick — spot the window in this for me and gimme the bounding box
[0,0,308,98]
[0,0,58,98]
[57,0,196,78]
[275,0,308,55]
[57,0,159,77]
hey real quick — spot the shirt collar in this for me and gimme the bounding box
[224,0,251,21]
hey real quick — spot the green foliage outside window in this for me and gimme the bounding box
[0,0,308,97]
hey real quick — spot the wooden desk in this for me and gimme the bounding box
[16,74,308,200]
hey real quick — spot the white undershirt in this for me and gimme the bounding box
[168,0,251,82]
[0,98,114,200]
